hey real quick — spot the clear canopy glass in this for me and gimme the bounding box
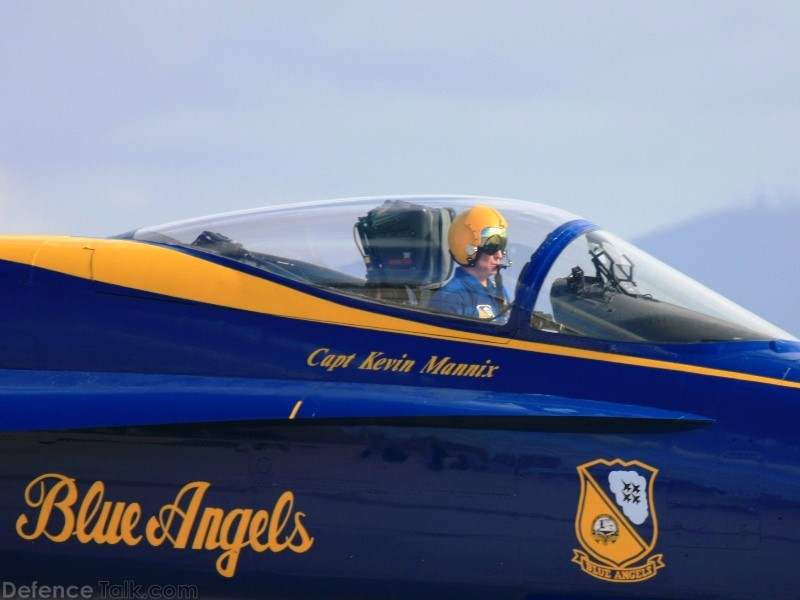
[122,196,796,343]
[530,229,795,342]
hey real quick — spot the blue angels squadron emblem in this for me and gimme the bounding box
[572,458,665,583]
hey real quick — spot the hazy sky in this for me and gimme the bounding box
[1,1,798,239]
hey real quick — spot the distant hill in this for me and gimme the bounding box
[634,198,800,339]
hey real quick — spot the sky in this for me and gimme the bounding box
[1,1,799,240]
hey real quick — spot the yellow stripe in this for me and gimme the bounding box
[90,239,498,342]
[0,236,483,341]
[2,235,799,390]
[0,236,95,279]
[502,337,800,389]
[289,401,303,420]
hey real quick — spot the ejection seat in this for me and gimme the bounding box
[355,200,455,307]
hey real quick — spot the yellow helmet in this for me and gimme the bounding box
[448,205,508,266]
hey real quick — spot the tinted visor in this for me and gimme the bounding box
[479,226,508,254]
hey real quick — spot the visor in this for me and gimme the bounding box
[479,226,508,254]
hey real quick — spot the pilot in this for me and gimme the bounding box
[429,205,510,322]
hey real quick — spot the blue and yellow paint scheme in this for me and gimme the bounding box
[0,196,798,599]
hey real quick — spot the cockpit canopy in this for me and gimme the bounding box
[119,196,796,344]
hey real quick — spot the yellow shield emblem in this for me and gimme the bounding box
[572,458,665,583]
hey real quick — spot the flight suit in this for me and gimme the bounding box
[428,268,509,323]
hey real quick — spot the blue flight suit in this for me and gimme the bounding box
[428,268,509,323]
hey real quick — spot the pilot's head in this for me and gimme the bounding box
[448,205,508,268]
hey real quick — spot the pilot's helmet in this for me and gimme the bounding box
[449,205,508,266]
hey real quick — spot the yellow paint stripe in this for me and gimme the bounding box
[289,401,303,420]
[500,337,800,389]
[2,235,799,390]
[0,236,95,279]
[0,236,486,341]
